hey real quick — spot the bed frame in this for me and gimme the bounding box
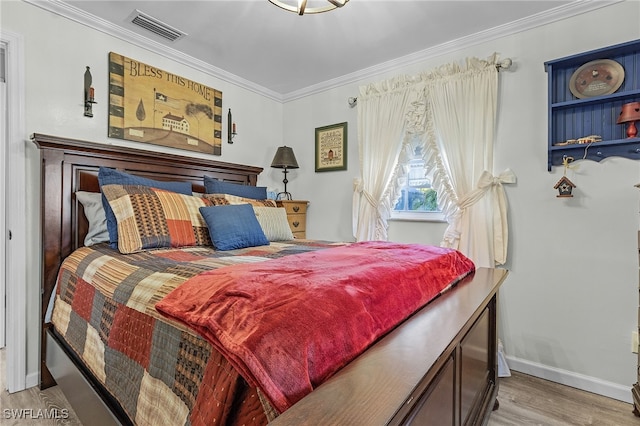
[34,133,263,424]
[34,133,508,425]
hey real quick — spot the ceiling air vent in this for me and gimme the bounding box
[129,10,186,42]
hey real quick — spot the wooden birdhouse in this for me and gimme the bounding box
[554,175,576,197]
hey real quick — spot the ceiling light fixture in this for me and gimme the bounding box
[268,0,349,15]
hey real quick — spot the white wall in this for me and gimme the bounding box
[1,0,285,385]
[3,0,640,403]
[283,1,640,401]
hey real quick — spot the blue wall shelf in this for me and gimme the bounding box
[545,39,640,171]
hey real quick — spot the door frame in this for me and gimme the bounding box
[1,29,27,393]
[0,45,5,350]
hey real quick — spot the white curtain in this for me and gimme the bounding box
[421,56,515,267]
[353,55,515,267]
[352,77,423,241]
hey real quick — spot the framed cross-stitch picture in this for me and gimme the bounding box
[315,122,347,172]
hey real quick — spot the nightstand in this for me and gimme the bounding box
[276,200,308,239]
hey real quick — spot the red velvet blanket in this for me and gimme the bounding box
[155,241,474,412]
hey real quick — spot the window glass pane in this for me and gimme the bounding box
[393,145,440,213]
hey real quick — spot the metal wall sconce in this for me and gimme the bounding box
[227,108,237,143]
[83,66,96,117]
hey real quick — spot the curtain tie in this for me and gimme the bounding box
[458,168,516,209]
[352,178,363,238]
[353,177,363,193]
[352,177,380,240]
[352,177,378,207]
[446,169,516,264]
[487,168,515,265]
[478,168,517,188]
[465,168,516,265]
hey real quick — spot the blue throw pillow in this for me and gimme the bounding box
[204,175,267,200]
[98,167,193,248]
[199,204,269,251]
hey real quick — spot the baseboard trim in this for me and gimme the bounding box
[26,371,39,389]
[505,355,632,404]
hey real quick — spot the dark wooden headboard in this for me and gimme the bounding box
[32,133,263,388]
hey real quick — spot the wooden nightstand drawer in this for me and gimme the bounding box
[276,200,309,239]
[286,214,306,234]
[278,201,308,215]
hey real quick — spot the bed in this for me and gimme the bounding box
[34,133,508,425]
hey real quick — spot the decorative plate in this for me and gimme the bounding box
[569,59,624,99]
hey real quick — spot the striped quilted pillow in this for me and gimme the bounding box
[253,207,294,241]
[204,193,277,207]
[101,184,214,254]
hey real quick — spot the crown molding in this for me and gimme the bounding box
[282,0,623,102]
[23,0,285,102]
[24,0,623,104]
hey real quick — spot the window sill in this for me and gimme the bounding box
[389,211,446,222]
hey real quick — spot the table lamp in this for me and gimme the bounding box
[271,146,299,200]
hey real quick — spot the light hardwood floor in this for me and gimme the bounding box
[0,349,81,425]
[488,372,638,426]
[1,348,638,425]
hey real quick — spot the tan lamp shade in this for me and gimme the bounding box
[617,102,640,124]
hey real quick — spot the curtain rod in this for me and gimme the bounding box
[348,57,513,108]
[496,57,513,70]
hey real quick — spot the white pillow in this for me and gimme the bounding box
[252,207,294,241]
[76,191,110,246]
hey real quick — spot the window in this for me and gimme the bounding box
[391,144,444,222]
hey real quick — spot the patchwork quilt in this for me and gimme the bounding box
[51,240,343,426]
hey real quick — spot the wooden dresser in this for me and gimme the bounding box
[276,200,308,239]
